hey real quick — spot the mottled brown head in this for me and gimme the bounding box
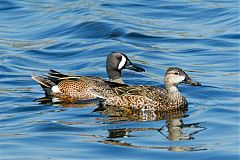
[164,67,201,87]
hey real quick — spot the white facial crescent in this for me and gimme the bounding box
[118,55,127,70]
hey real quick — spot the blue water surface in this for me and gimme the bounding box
[0,0,239,160]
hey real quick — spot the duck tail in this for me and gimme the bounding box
[48,69,68,78]
[32,75,55,96]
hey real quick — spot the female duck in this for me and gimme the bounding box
[94,67,201,111]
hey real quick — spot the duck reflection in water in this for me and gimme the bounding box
[34,97,99,108]
[96,107,206,152]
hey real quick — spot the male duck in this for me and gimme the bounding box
[93,67,201,111]
[32,52,145,102]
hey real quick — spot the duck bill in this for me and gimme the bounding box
[124,62,145,72]
[182,77,201,86]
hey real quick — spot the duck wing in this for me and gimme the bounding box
[92,85,167,101]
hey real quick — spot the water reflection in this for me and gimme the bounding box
[34,96,98,108]
[95,105,188,122]
[95,106,207,152]
[101,118,206,152]
[34,98,207,152]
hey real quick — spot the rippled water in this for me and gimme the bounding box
[0,0,239,159]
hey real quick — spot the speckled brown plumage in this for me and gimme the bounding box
[32,70,127,102]
[53,76,124,101]
[94,67,201,111]
[96,85,184,111]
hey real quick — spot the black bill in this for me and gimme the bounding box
[124,62,145,72]
[182,77,201,86]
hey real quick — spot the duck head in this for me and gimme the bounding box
[106,52,145,80]
[164,67,201,87]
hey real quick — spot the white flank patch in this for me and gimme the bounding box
[51,85,61,93]
[118,55,127,70]
[52,97,61,103]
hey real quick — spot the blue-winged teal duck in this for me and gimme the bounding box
[93,67,201,111]
[32,52,145,102]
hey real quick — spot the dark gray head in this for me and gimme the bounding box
[106,52,145,81]
[164,67,201,87]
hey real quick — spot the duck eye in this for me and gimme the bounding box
[117,56,122,60]
[174,72,179,75]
